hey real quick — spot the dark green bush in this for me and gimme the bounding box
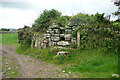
[18,26,32,46]
[71,13,120,53]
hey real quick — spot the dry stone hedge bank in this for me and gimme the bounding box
[31,22,77,49]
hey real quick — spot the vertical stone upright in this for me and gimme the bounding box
[35,39,38,48]
[77,31,80,48]
[31,40,34,47]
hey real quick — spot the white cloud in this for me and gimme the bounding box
[0,0,118,29]
[0,8,38,29]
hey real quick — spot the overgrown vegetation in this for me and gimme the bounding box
[16,45,118,78]
[18,9,120,53]
[71,13,120,53]
[18,26,32,46]
[1,0,119,78]
[32,9,70,32]
[17,5,119,78]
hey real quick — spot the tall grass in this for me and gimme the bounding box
[0,33,18,45]
[62,49,118,78]
[16,46,118,78]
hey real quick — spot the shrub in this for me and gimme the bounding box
[18,26,32,46]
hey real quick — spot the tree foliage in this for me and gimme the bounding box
[32,9,61,32]
[0,28,10,31]
[56,16,70,27]
[112,0,120,21]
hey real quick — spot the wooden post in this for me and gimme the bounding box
[77,31,80,48]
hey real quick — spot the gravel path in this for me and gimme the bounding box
[1,45,76,78]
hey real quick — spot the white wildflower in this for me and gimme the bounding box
[69,71,71,73]
[62,70,65,73]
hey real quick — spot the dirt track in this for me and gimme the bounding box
[1,45,77,78]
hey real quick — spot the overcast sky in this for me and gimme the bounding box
[0,0,118,29]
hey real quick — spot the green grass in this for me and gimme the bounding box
[63,49,118,78]
[0,33,18,45]
[16,46,118,78]
[6,70,20,78]
[1,33,118,78]
[2,56,20,78]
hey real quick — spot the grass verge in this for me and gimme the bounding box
[16,45,118,78]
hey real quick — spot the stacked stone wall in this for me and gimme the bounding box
[31,23,77,48]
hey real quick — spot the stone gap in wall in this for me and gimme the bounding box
[31,22,77,49]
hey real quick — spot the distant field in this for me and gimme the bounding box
[0,33,18,45]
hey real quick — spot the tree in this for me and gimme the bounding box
[32,9,61,32]
[57,16,70,27]
[0,28,9,31]
[112,0,120,21]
